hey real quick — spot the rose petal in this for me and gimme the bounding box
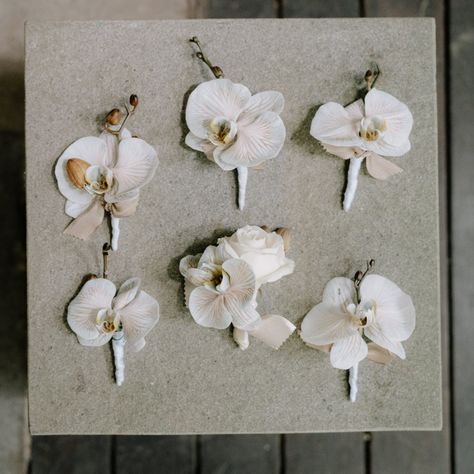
[188,286,232,329]
[67,278,116,340]
[55,137,108,204]
[310,102,362,148]
[112,138,158,196]
[186,79,251,139]
[330,332,368,370]
[360,274,416,341]
[213,111,286,169]
[300,301,357,346]
[120,289,160,352]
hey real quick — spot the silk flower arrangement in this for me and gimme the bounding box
[180,225,296,350]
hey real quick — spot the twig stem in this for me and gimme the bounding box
[189,36,224,79]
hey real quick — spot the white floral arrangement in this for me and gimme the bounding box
[55,95,159,250]
[310,66,413,211]
[300,260,415,401]
[185,37,286,210]
[180,225,296,350]
[67,245,160,385]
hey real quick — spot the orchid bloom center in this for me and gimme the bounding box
[346,300,376,328]
[201,262,224,288]
[96,308,120,334]
[208,116,238,146]
[85,165,114,195]
[359,116,387,142]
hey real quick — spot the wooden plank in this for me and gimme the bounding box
[282,0,359,17]
[199,435,280,474]
[31,436,111,474]
[284,433,366,474]
[204,0,275,18]
[282,1,366,473]
[115,436,196,474]
[364,0,451,471]
[450,1,474,473]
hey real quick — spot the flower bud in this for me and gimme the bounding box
[211,66,223,78]
[129,94,139,107]
[275,227,291,252]
[105,108,122,126]
[354,270,363,282]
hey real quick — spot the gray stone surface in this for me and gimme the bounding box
[25,19,441,434]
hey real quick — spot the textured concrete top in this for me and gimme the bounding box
[25,19,441,434]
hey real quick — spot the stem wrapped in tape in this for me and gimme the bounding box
[343,157,363,212]
[112,331,125,386]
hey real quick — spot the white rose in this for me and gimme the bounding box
[218,225,295,288]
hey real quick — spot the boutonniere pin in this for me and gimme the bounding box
[180,225,296,350]
[310,66,413,211]
[67,244,160,385]
[300,260,415,401]
[185,37,286,210]
[55,94,159,250]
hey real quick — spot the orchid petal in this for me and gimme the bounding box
[364,88,413,146]
[55,137,108,204]
[113,278,141,310]
[112,138,158,196]
[221,258,256,305]
[365,153,403,180]
[322,277,356,306]
[364,324,406,359]
[67,278,116,341]
[360,274,416,341]
[179,254,202,279]
[77,333,113,347]
[345,99,365,121]
[188,286,232,329]
[310,102,362,147]
[214,111,285,169]
[365,137,411,157]
[238,91,284,126]
[120,289,160,352]
[300,301,357,346]
[186,79,251,139]
[330,332,368,370]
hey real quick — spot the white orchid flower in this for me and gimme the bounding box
[301,274,415,401]
[185,78,286,210]
[67,277,160,385]
[55,126,158,250]
[311,87,413,211]
[180,227,296,350]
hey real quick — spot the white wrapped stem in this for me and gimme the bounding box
[348,362,359,402]
[237,166,248,211]
[343,157,363,212]
[111,216,120,251]
[112,331,125,386]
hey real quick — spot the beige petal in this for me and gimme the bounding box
[366,153,403,180]
[248,314,296,349]
[367,342,394,364]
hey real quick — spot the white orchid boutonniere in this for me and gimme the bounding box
[185,37,286,210]
[300,260,415,402]
[310,66,413,211]
[67,244,160,385]
[55,95,159,250]
[180,225,296,350]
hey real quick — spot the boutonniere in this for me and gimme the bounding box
[180,225,296,350]
[300,260,415,401]
[310,66,413,211]
[67,244,160,385]
[55,94,159,250]
[185,37,286,210]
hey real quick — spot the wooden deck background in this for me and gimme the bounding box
[1,0,471,472]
